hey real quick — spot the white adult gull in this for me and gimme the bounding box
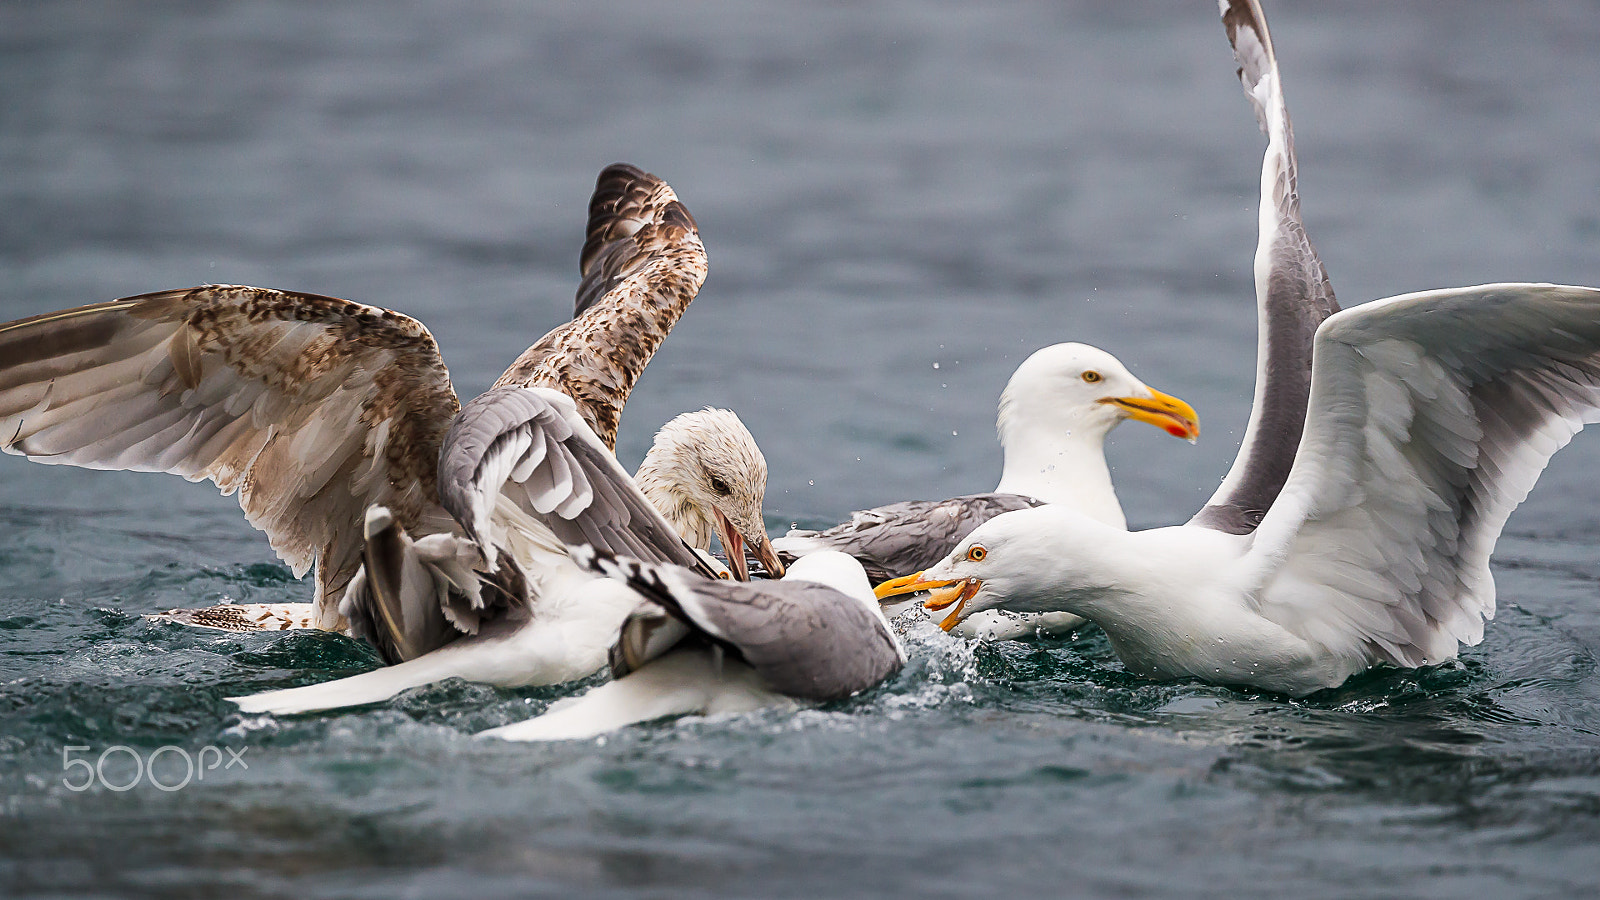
[0,163,781,689]
[481,548,904,742]
[880,283,1600,697]
[776,344,1200,639]
[821,0,1345,644]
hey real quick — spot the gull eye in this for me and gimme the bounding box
[1081,371,1103,384]
[717,570,733,580]
[707,474,732,495]
[966,545,987,562]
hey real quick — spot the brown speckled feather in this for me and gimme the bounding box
[493,163,707,451]
[0,285,460,628]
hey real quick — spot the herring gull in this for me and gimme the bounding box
[481,548,904,741]
[879,283,1600,696]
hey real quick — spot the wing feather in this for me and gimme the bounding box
[590,551,903,700]
[1248,284,1600,668]
[0,285,460,625]
[1193,0,1340,534]
[774,493,1045,583]
[437,386,712,576]
[493,163,707,450]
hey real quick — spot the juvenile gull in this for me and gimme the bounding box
[0,164,780,673]
[229,402,779,715]
[481,549,904,742]
[881,283,1600,696]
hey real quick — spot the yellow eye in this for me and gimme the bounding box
[1082,371,1103,384]
[966,545,987,562]
[717,570,733,580]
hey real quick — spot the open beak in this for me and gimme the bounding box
[1101,387,1200,443]
[873,571,983,632]
[712,508,785,580]
[713,508,750,581]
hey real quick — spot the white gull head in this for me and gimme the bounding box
[994,343,1199,528]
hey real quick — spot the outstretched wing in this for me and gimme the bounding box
[494,163,707,450]
[1191,0,1340,535]
[774,493,1045,584]
[1248,284,1600,668]
[0,285,459,625]
[438,386,715,576]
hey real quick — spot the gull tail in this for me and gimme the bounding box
[480,648,779,742]
[340,505,526,664]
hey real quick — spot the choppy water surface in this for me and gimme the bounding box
[3,2,1600,896]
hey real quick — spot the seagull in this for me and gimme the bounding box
[0,163,781,672]
[874,0,1336,633]
[155,406,777,634]
[783,0,1353,643]
[776,343,1199,640]
[480,548,904,742]
[228,399,785,715]
[878,283,1600,697]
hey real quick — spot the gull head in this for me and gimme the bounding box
[636,407,784,580]
[998,343,1200,445]
[873,505,1118,630]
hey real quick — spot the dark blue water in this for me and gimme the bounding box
[3,2,1599,896]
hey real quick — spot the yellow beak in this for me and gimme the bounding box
[873,571,983,632]
[1101,387,1200,443]
[874,570,953,600]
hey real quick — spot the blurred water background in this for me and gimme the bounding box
[2,2,1598,897]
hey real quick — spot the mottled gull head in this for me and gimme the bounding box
[635,407,783,579]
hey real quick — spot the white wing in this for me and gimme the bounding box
[1247,284,1600,667]
[0,285,460,627]
[1192,0,1339,535]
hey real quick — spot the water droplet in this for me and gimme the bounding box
[951,430,958,436]
[932,362,941,370]
[808,480,814,486]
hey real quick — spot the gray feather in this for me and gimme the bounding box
[1192,0,1339,535]
[775,493,1045,583]
[592,552,903,701]
[438,386,715,576]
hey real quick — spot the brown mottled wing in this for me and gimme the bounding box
[1191,0,1339,535]
[772,493,1046,583]
[494,163,707,451]
[0,285,460,626]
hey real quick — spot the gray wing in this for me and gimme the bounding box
[1190,0,1339,535]
[593,552,903,701]
[493,163,707,451]
[438,386,715,576]
[773,493,1045,583]
[0,285,460,627]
